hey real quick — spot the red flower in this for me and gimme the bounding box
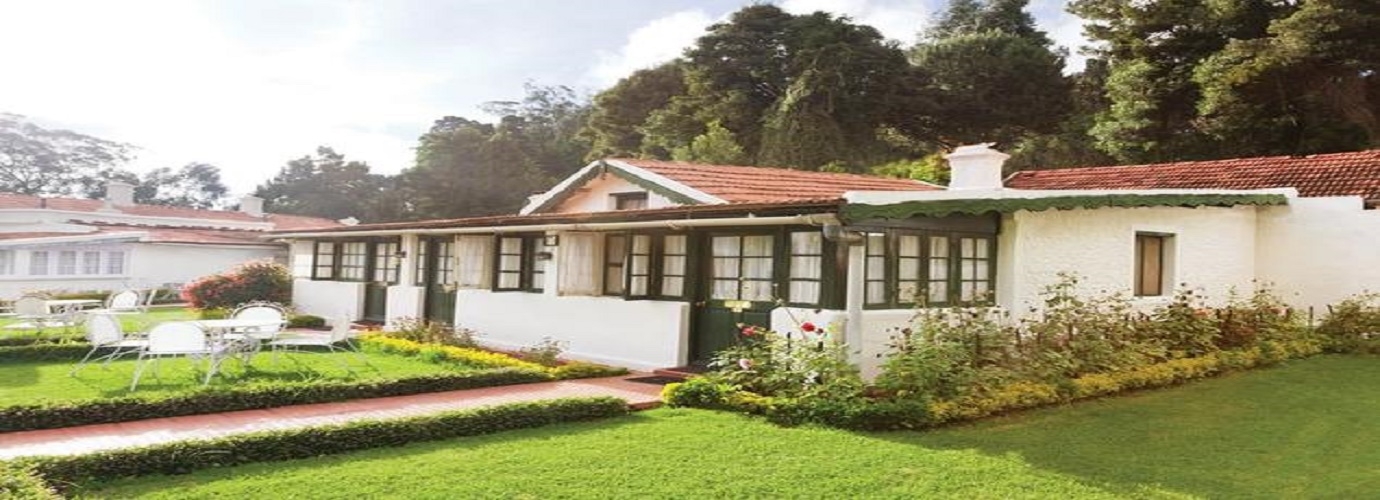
[740,326,755,337]
[801,322,817,333]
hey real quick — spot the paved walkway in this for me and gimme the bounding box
[0,376,665,459]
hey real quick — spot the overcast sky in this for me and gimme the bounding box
[0,0,1087,194]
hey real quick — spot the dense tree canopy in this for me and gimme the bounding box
[0,113,131,197]
[254,147,394,221]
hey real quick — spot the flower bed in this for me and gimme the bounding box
[358,335,629,380]
[666,276,1358,431]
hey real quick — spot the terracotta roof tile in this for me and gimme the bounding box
[1007,149,1380,202]
[0,193,340,229]
[614,159,940,202]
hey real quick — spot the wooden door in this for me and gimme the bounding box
[691,232,777,364]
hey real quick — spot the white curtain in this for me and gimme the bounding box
[558,232,601,296]
[454,235,493,289]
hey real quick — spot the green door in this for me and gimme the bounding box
[363,240,400,323]
[691,233,777,364]
[420,237,456,324]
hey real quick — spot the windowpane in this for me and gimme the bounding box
[628,235,651,296]
[372,242,400,284]
[1136,234,1167,296]
[57,251,77,275]
[314,242,336,279]
[603,234,626,295]
[105,251,125,275]
[531,238,548,292]
[497,236,524,291]
[661,235,687,297]
[0,250,12,275]
[865,234,887,304]
[30,251,49,275]
[81,251,100,275]
[339,242,368,281]
[413,243,429,286]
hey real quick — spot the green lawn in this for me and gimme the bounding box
[0,350,461,407]
[82,356,1380,499]
[0,307,197,342]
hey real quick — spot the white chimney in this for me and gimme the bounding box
[239,195,265,217]
[945,143,1009,191]
[105,181,135,207]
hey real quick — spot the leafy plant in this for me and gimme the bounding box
[181,260,291,311]
[710,324,862,401]
[1317,293,1380,354]
[519,337,567,367]
[385,318,477,348]
[287,314,327,329]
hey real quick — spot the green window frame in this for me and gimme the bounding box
[494,234,546,293]
[608,231,688,301]
[787,231,825,306]
[311,239,401,283]
[372,241,401,285]
[312,242,336,280]
[1135,233,1170,297]
[863,230,996,309]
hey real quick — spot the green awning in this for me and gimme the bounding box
[842,193,1288,221]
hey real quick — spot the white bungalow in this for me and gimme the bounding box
[0,181,340,298]
[273,147,1380,374]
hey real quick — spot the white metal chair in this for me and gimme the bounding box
[3,294,70,333]
[129,322,222,390]
[70,313,147,375]
[230,301,287,341]
[103,290,144,314]
[268,316,363,370]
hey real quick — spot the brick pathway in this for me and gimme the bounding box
[0,376,665,459]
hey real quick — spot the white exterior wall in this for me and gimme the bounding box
[385,285,425,327]
[0,242,279,298]
[292,278,366,320]
[999,205,1259,312]
[771,307,913,379]
[453,289,689,370]
[549,175,677,213]
[1256,197,1380,310]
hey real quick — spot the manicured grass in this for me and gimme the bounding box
[0,307,197,342]
[83,356,1379,499]
[0,350,462,407]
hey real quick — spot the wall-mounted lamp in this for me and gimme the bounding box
[394,250,408,259]
[535,251,554,261]
[543,234,560,247]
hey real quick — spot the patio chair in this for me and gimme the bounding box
[70,313,147,375]
[87,289,143,315]
[230,301,288,341]
[268,316,364,370]
[130,322,222,390]
[2,294,71,333]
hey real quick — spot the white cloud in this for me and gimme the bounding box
[0,1,440,193]
[780,0,931,43]
[1030,0,1090,73]
[586,10,715,88]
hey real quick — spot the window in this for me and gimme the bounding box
[628,234,652,296]
[603,234,626,295]
[29,251,49,275]
[57,251,77,275]
[788,231,824,305]
[495,234,545,292]
[372,241,400,284]
[82,251,101,275]
[611,192,648,210]
[1135,233,1171,297]
[105,251,126,275]
[453,237,488,289]
[863,230,996,308]
[413,242,429,286]
[660,235,687,297]
[338,242,368,281]
[313,242,336,279]
[0,250,12,275]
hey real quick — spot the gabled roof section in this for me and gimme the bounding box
[1006,149,1380,205]
[0,192,341,230]
[619,159,942,203]
[521,158,941,215]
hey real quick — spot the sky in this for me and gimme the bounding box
[0,0,1088,195]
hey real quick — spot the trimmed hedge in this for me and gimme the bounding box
[0,368,552,433]
[21,397,629,494]
[0,344,91,362]
[551,361,630,380]
[0,462,59,500]
[666,339,1324,431]
[359,335,547,371]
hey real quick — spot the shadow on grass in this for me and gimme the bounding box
[865,356,1380,499]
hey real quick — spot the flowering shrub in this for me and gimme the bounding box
[386,318,477,348]
[181,260,291,311]
[358,335,543,371]
[1316,293,1380,353]
[711,322,861,400]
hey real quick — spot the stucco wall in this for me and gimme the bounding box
[292,279,365,320]
[0,243,279,298]
[1000,205,1259,312]
[454,290,689,370]
[1256,197,1380,310]
[770,307,913,379]
[549,175,677,214]
[385,285,425,327]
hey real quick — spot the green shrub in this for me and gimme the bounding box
[21,397,628,494]
[519,337,566,367]
[0,343,92,362]
[49,291,107,301]
[710,324,862,400]
[1317,293,1380,354]
[182,260,291,310]
[0,462,59,500]
[550,361,630,380]
[287,314,326,329]
[663,378,736,409]
[0,368,551,433]
[384,318,477,348]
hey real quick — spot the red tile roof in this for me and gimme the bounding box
[1006,149,1380,203]
[0,224,276,246]
[0,193,340,230]
[614,159,940,203]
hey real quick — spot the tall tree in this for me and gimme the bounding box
[254,147,392,221]
[910,0,1072,147]
[672,120,747,165]
[402,117,548,218]
[582,63,686,160]
[0,113,131,197]
[480,84,591,180]
[132,163,229,209]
